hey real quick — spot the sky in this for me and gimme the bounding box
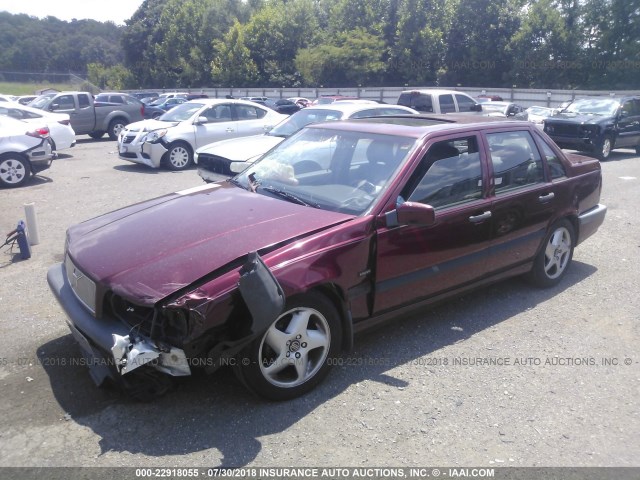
[0,0,146,25]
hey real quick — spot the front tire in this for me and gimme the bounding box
[526,219,575,288]
[597,135,613,160]
[165,142,193,170]
[88,131,105,139]
[0,154,30,188]
[235,292,342,400]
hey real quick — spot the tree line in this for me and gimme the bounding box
[1,0,639,91]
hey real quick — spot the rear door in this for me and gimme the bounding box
[233,104,275,137]
[373,134,493,314]
[193,103,237,148]
[483,129,556,273]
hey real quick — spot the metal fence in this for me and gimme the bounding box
[149,86,640,109]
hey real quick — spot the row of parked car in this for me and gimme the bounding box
[2,88,639,188]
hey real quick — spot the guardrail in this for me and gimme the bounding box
[130,86,640,109]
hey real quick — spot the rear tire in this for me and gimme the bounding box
[0,154,30,188]
[107,118,127,140]
[526,219,575,288]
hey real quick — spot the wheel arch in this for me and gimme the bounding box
[305,283,354,353]
[161,140,194,169]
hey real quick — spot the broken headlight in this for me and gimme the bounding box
[144,129,168,143]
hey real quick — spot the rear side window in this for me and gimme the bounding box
[439,94,455,113]
[236,105,267,120]
[78,94,91,109]
[398,92,433,113]
[487,131,545,193]
[539,139,566,180]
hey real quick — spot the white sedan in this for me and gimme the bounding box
[0,116,54,188]
[117,99,287,170]
[0,102,76,151]
[194,102,418,181]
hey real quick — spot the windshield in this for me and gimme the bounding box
[235,127,417,215]
[158,102,204,122]
[28,94,55,109]
[268,108,344,138]
[564,98,620,116]
[482,103,508,114]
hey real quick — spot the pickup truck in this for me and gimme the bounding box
[543,96,640,160]
[397,89,483,113]
[29,91,145,140]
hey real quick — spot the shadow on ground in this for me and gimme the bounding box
[38,261,597,466]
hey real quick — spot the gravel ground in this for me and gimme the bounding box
[0,137,638,469]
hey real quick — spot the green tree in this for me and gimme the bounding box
[508,0,584,88]
[441,0,523,87]
[582,0,640,88]
[296,27,386,86]
[211,21,260,86]
[387,0,452,86]
[244,0,318,85]
[87,63,135,90]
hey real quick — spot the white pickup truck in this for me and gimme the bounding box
[397,89,482,114]
[30,91,145,140]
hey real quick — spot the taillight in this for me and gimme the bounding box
[141,105,145,117]
[58,119,70,126]
[26,127,50,138]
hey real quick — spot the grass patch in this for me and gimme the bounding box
[0,81,78,96]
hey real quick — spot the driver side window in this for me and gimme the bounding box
[405,137,483,209]
[203,104,232,122]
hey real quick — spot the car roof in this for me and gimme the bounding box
[299,103,417,116]
[184,98,272,107]
[400,89,475,97]
[305,114,524,139]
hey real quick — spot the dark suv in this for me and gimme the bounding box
[543,96,640,160]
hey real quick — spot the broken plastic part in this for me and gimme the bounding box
[111,334,191,377]
[238,251,285,334]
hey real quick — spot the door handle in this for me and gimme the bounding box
[468,211,492,223]
[225,128,234,132]
[538,192,555,203]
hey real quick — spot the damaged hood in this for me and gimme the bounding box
[67,182,352,304]
[196,134,284,162]
[123,119,179,132]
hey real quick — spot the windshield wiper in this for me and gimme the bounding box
[261,186,320,208]
[228,177,245,189]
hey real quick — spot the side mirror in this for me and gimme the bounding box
[386,201,435,227]
[195,116,208,125]
[470,103,482,112]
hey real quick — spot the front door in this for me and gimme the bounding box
[616,98,640,148]
[373,135,493,315]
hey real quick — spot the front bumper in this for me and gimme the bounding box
[546,134,598,152]
[577,203,607,245]
[47,263,190,386]
[118,131,167,168]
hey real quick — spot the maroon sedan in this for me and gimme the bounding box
[48,115,606,400]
